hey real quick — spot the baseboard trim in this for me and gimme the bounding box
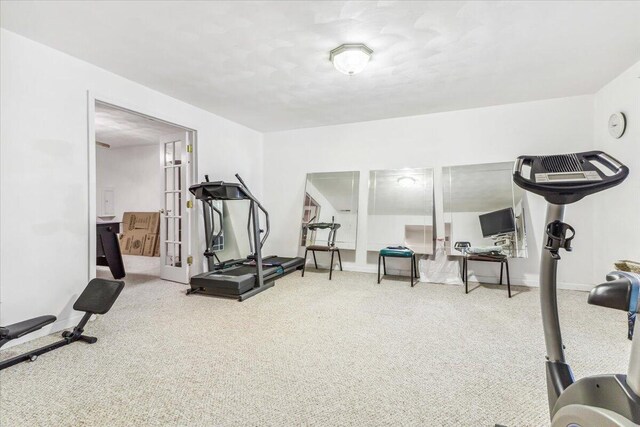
[337,264,593,292]
[1,313,85,349]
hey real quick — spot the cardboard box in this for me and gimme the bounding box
[143,234,159,257]
[122,212,160,234]
[120,212,160,256]
[154,237,160,257]
[120,229,147,256]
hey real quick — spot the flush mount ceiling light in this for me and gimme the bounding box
[397,176,417,187]
[329,44,373,75]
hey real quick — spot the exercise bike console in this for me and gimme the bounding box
[513,151,628,204]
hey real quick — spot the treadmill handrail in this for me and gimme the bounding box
[235,174,270,249]
[205,200,223,250]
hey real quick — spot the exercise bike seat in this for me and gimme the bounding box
[0,315,56,341]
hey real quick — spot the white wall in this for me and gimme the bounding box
[263,95,597,289]
[0,29,262,346]
[592,60,640,280]
[96,144,162,222]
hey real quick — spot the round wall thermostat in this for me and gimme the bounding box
[608,112,626,139]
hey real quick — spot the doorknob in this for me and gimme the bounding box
[159,209,165,214]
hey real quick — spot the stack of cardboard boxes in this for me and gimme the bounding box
[119,212,160,257]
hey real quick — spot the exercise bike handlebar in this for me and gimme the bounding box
[589,272,640,314]
[513,151,628,204]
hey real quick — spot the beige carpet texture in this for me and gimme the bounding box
[0,257,632,426]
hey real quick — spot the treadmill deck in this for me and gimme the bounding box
[189,256,304,299]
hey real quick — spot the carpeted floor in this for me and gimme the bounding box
[0,256,631,426]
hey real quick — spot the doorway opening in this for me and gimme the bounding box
[91,100,196,285]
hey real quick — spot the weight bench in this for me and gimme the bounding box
[0,278,124,370]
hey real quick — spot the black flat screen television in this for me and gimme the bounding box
[479,207,516,237]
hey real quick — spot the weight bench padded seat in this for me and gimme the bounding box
[73,278,125,315]
[0,315,56,340]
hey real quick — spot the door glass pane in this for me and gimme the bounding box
[166,243,175,266]
[174,243,182,267]
[175,192,182,217]
[174,141,182,165]
[164,142,174,167]
[165,168,174,192]
[165,193,174,216]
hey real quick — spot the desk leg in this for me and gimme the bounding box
[506,260,511,298]
[464,258,468,294]
[410,256,414,287]
[329,251,335,280]
[302,249,308,277]
[499,262,504,285]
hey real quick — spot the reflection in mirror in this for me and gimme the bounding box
[367,168,434,255]
[301,172,360,251]
[218,200,251,261]
[442,162,528,258]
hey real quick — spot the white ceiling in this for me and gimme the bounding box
[95,103,184,149]
[2,1,640,132]
[443,162,523,212]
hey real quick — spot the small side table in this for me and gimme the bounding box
[462,254,511,298]
[378,247,419,287]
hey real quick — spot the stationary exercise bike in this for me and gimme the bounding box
[513,151,640,426]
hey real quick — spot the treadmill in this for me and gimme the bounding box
[187,174,305,301]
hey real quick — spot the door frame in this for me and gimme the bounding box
[87,90,198,282]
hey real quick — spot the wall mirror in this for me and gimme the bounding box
[301,171,360,251]
[442,162,528,258]
[367,168,434,256]
[210,200,246,262]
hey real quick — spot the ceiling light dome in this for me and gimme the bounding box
[330,44,373,75]
[397,176,417,187]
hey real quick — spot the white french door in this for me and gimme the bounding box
[159,132,191,283]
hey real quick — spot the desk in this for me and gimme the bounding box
[462,254,511,298]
